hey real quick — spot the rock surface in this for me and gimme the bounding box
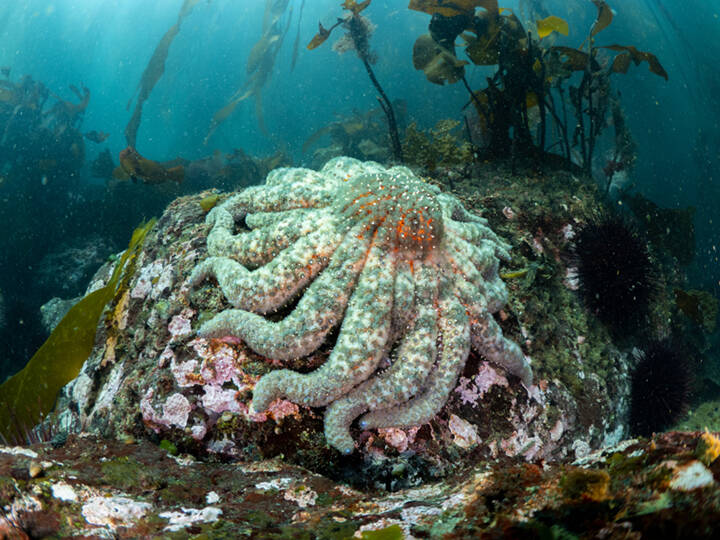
[39,297,78,334]
[35,236,114,298]
[43,159,642,487]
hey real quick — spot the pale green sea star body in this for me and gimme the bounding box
[190,157,531,454]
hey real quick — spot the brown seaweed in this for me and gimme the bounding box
[124,0,200,148]
[306,1,402,161]
[204,0,292,143]
[536,15,569,39]
[84,130,110,143]
[413,33,468,84]
[409,0,498,17]
[409,0,668,172]
[589,0,613,37]
[603,44,668,80]
[117,147,184,185]
[291,0,306,70]
[0,220,155,445]
[342,0,371,14]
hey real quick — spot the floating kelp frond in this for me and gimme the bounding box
[118,147,184,185]
[547,46,594,71]
[306,1,402,161]
[536,15,569,38]
[247,34,281,75]
[291,0,305,70]
[124,0,200,147]
[603,45,668,80]
[180,0,201,18]
[307,1,373,52]
[409,0,498,17]
[342,0,370,15]
[307,21,336,50]
[205,0,292,142]
[413,33,468,84]
[203,91,250,145]
[589,0,614,37]
[0,219,156,444]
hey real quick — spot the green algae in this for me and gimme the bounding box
[677,400,720,432]
[0,219,156,443]
[402,120,472,171]
[199,193,220,212]
[160,438,179,455]
[100,455,166,491]
[360,525,404,540]
[314,520,360,540]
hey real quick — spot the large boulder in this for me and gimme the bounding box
[49,158,637,488]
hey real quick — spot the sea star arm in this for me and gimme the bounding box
[323,264,440,453]
[445,219,511,262]
[265,166,328,188]
[449,234,499,279]
[250,232,396,412]
[319,156,389,185]
[390,260,416,336]
[358,285,471,430]
[190,219,342,313]
[204,174,333,234]
[244,208,309,229]
[444,235,508,313]
[196,224,372,359]
[470,311,532,386]
[438,192,489,224]
[443,239,532,385]
[208,208,323,267]
[235,168,334,210]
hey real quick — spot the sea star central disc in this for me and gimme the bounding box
[334,170,444,257]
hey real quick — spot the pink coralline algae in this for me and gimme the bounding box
[455,362,509,404]
[201,386,243,414]
[168,308,194,339]
[448,413,481,449]
[131,259,173,300]
[141,390,192,431]
[376,427,419,453]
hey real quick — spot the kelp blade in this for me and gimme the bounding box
[408,0,497,17]
[537,15,569,38]
[590,0,613,37]
[0,219,155,443]
[603,44,669,80]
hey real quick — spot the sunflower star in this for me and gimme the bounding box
[190,157,531,454]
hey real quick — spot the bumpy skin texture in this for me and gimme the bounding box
[191,157,531,454]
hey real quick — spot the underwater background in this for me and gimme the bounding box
[0,0,718,411]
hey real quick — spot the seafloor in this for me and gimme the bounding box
[2,431,720,538]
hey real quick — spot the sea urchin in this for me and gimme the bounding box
[629,340,693,437]
[573,215,655,334]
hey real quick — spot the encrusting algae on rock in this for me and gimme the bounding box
[190,157,531,454]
